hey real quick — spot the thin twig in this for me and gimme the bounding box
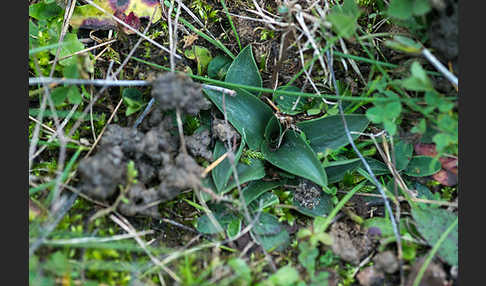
[421,48,458,88]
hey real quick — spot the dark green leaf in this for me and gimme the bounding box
[411,206,458,266]
[122,88,144,116]
[249,192,279,210]
[262,117,328,187]
[226,217,242,238]
[403,156,441,177]
[222,157,266,194]
[212,140,245,192]
[253,213,282,236]
[394,140,413,170]
[297,114,370,153]
[203,88,274,150]
[258,230,290,252]
[325,158,362,184]
[225,45,262,96]
[272,86,309,115]
[364,158,390,175]
[243,180,284,206]
[196,204,238,234]
[208,55,232,80]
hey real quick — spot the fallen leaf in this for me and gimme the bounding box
[70,0,161,34]
[414,143,438,157]
[439,157,458,175]
[432,169,458,186]
[183,34,199,49]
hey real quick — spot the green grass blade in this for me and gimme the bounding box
[220,0,241,51]
[319,181,367,232]
[132,57,454,103]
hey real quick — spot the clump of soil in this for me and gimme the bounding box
[329,221,374,265]
[151,73,211,115]
[186,129,213,161]
[78,116,206,217]
[357,266,385,286]
[78,74,214,218]
[212,118,240,142]
[405,256,447,286]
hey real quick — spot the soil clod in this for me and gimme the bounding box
[151,73,211,115]
[329,221,374,265]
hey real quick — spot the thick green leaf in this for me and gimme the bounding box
[29,2,63,21]
[403,156,441,177]
[122,88,144,116]
[327,0,361,39]
[208,55,232,80]
[262,117,327,187]
[411,206,458,266]
[222,158,265,194]
[258,230,290,252]
[186,45,212,75]
[272,86,309,115]
[412,0,431,16]
[203,88,274,150]
[387,0,413,20]
[243,180,284,206]
[226,217,242,239]
[292,189,334,217]
[325,158,362,184]
[49,33,85,66]
[266,265,299,285]
[364,158,390,175]
[67,86,82,105]
[249,192,279,210]
[394,140,413,170]
[29,20,39,48]
[225,45,262,95]
[196,204,238,234]
[212,140,245,192]
[401,62,434,91]
[252,213,282,236]
[297,115,370,153]
[50,87,70,107]
[62,63,80,79]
